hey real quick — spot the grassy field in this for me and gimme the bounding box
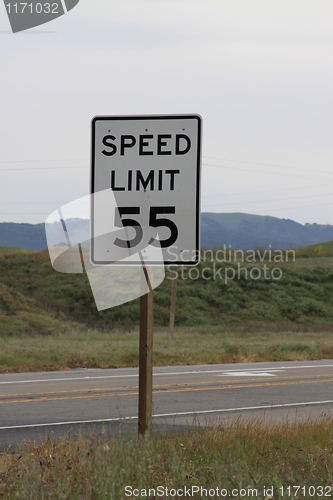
[0,326,333,373]
[0,244,333,371]
[1,246,333,330]
[295,239,333,258]
[0,418,332,499]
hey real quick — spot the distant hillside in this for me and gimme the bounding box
[0,222,47,251]
[201,213,333,249]
[295,239,333,258]
[1,213,333,250]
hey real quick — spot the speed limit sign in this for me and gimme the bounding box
[90,114,201,266]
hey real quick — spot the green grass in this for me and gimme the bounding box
[1,248,333,331]
[295,239,333,258]
[1,418,333,499]
[1,246,333,371]
[0,246,31,255]
[0,327,333,373]
[0,281,80,337]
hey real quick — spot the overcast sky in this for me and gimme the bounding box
[1,0,332,225]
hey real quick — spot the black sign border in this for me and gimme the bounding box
[90,114,201,266]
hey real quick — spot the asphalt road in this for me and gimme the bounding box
[1,359,333,449]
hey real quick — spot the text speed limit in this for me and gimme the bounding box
[91,115,201,266]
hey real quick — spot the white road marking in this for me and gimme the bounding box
[0,375,139,385]
[220,371,281,377]
[0,363,332,385]
[0,400,332,431]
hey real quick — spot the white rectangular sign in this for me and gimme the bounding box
[91,114,201,266]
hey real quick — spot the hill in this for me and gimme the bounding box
[0,246,333,336]
[0,222,47,250]
[295,239,333,258]
[1,214,333,251]
[201,213,333,249]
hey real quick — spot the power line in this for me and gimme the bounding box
[0,213,54,215]
[202,191,333,208]
[201,183,329,199]
[2,160,331,183]
[0,158,87,163]
[0,166,87,172]
[203,156,333,176]
[1,154,331,176]
[203,162,333,182]
[0,154,331,179]
[0,160,332,187]
[202,202,333,213]
[0,202,62,205]
[0,212,86,215]
[3,198,333,218]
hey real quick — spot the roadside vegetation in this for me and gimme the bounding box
[295,239,333,258]
[0,327,333,373]
[0,243,333,371]
[0,417,332,499]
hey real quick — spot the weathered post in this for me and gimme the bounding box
[138,266,154,435]
[169,266,178,341]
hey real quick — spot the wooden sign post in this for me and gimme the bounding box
[169,266,178,341]
[138,267,154,436]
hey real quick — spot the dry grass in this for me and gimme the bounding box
[0,418,332,499]
[0,326,333,372]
